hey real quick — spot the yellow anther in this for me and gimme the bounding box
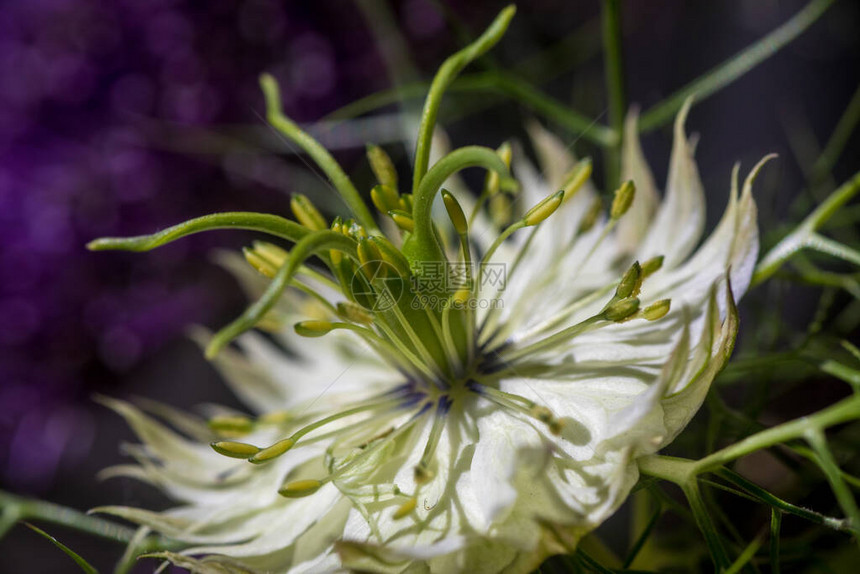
[399,193,413,212]
[578,197,603,233]
[331,216,343,235]
[393,497,418,520]
[249,437,296,464]
[640,255,664,278]
[294,320,334,338]
[561,157,593,202]
[256,311,285,333]
[371,184,400,214]
[441,189,468,235]
[451,288,470,307]
[610,180,636,219]
[370,236,411,278]
[252,241,288,266]
[357,238,386,280]
[366,144,398,190]
[389,210,415,233]
[490,193,512,226]
[336,301,374,324]
[290,194,327,231]
[604,297,641,322]
[523,190,564,227]
[414,463,435,485]
[243,247,277,278]
[615,261,642,299]
[279,479,322,498]
[531,405,553,423]
[643,299,671,321]
[483,142,512,197]
[211,441,260,459]
[530,405,563,435]
[258,411,292,424]
[208,415,255,435]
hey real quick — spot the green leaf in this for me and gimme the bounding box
[24,523,98,574]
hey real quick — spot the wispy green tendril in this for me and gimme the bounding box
[86,212,308,252]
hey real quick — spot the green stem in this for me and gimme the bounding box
[682,478,731,570]
[811,83,860,185]
[692,395,860,474]
[87,212,307,252]
[412,6,515,193]
[259,74,378,232]
[753,170,860,286]
[601,0,626,189]
[805,428,860,545]
[639,0,836,132]
[0,491,177,551]
[403,146,508,266]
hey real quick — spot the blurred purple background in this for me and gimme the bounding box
[0,0,857,571]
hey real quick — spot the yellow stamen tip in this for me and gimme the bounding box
[641,255,664,278]
[610,180,636,219]
[393,497,418,520]
[523,190,564,227]
[442,189,468,235]
[290,193,327,231]
[337,301,374,324]
[211,441,260,459]
[561,157,592,201]
[604,297,641,322]
[249,437,296,464]
[388,210,415,233]
[294,320,334,338]
[371,184,400,214]
[366,144,398,191]
[279,479,322,498]
[578,197,603,233]
[208,415,255,436]
[643,299,671,321]
[615,261,642,299]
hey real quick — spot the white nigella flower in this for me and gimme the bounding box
[87,11,771,572]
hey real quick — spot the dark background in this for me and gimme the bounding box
[0,0,858,571]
